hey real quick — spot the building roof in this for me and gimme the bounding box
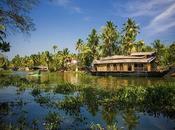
[93,52,156,65]
[131,52,155,56]
[93,56,156,64]
[101,55,144,61]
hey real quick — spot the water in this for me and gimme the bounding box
[0,71,175,130]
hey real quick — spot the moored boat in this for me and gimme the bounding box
[90,52,175,77]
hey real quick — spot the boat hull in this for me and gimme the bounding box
[90,70,169,77]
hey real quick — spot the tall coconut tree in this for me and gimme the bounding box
[123,109,139,130]
[30,54,39,66]
[152,40,166,66]
[134,40,144,52]
[75,38,83,52]
[122,18,140,55]
[87,29,99,59]
[79,44,92,67]
[168,43,175,65]
[44,51,52,70]
[101,21,119,56]
[52,45,58,53]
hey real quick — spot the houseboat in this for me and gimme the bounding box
[91,52,171,77]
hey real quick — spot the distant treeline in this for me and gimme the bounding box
[0,19,175,71]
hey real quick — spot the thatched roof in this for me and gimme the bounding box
[93,52,156,65]
[93,57,156,64]
[101,55,143,61]
[131,52,155,56]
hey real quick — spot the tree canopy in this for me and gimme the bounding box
[0,0,38,52]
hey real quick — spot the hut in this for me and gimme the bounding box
[92,52,157,72]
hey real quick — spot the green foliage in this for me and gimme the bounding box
[152,40,169,67]
[134,40,145,52]
[54,82,77,94]
[10,48,76,71]
[168,43,175,65]
[0,0,38,33]
[44,112,61,130]
[58,96,83,115]
[122,18,140,55]
[101,21,119,56]
[6,18,175,70]
[76,38,92,67]
[32,87,41,96]
[90,123,119,130]
[35,95,50,105]
[0,74,175,129]
[0,0,38,52]
[0,41,10,52]
[0,25,10,52]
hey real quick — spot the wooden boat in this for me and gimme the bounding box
[90,52,175,77]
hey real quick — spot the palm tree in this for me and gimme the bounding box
[60,48,70,69]
[87,29,99,59]
[79,44,92,67]
[0,41,10,52]
[122,18,140,55]
[123,109,139,130]
[152,40,166,66]
[134,40,144,52]
[75,39,83,52]
[152,40,164,52]
[44,51,52,70]
[30,54,39,66]
[101,21,119,56]
[168,43,175,65]
[53,45,58,53]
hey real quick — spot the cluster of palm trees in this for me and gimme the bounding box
[9,47,76,71]
[75,18,175,68]
[2,18,175,70]
[75,18,147,67]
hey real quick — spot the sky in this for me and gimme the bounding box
[6,0,175,59]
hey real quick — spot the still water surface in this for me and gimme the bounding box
[0,71,175,130]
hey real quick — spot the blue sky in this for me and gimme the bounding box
[6,0,175,59]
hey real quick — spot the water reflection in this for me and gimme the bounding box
[26,72,175,89]
[0,72,175,130]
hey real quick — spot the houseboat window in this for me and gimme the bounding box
[107,64,110,71]
[120,64,123,71]
[128,64,132,71]
[113,64,117,71]
[134,64,144,71]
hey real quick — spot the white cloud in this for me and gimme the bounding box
[52,0,82,13]
[144,2,175,35]
[83,16,91,21]
[113,0,174,17]
[54,0,70,6]
[72,6,82,13]
[112,0,175,36]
